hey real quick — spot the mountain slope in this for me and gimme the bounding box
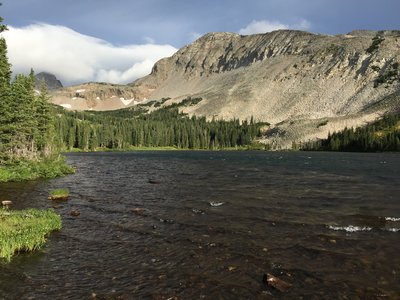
[52,30,400,147]
[50,82,141,110]
[128,30,400,147]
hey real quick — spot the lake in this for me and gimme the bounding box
[0,151,399,299]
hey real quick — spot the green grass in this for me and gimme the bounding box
[0,156,75,183]
[65,146,183,152]
[49,188,69,200]
[0,208,62,262]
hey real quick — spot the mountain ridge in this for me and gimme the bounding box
[50,29,400,147]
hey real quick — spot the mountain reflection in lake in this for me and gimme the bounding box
[0,151,399,299]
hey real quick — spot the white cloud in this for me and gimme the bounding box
[1,24,177,86]
[239,20,289,35]
[238,19,311,35]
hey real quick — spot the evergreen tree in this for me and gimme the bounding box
[0,9,12,161]
[302,113,400,152]
[9,74,38,158]
[35,82,55,156]
[0,3,7,33]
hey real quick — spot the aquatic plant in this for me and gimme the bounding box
[0,208,62,262]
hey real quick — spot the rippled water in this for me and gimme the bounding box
[0,151,399,299]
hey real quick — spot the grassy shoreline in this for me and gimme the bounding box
[63,143,269,153]
[0,156,75,183]
[0,208,62,262]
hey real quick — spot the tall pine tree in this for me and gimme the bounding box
[35,81,55,156]
[0,10,12,161]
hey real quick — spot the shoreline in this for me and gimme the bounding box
[0,156,75,183]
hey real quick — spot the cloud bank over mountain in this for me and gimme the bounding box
[2,24,177,86]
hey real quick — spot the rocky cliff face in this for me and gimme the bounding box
[52,30,400,147]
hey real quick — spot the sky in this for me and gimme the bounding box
[1,0,399,86]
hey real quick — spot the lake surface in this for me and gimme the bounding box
[0,151,399,299]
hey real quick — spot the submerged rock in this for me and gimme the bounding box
[132,207,151,216]
[148,179,161,184]
[192,208,205,214]
[70,210,80,217]
[159,218,174,224]
[263,273,292,292]
[132,208,145,215]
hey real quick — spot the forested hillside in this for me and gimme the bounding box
[302,113,400,152]
[54,100,263,151]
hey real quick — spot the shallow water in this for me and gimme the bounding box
[0,151,399,299]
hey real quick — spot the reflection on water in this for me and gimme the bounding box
[0,151,399,299]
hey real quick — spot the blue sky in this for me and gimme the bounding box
[1,0,399,85]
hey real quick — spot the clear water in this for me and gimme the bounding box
[0,151,399,299]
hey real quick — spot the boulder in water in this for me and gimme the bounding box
[1,200,13,208]
[263,273,292,292]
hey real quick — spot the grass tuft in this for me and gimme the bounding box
[0,208,62,262]
[49,188,69,200]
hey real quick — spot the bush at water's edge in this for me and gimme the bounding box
[0,155,75,183]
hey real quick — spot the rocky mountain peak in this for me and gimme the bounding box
[35,72,63,90]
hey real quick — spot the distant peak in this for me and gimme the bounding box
[35,71,63,90]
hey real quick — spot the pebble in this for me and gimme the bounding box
[70,210,80,217]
